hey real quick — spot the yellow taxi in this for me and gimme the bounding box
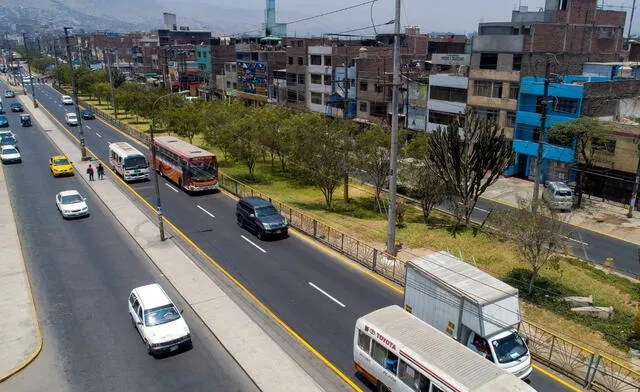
[49,155,74,177]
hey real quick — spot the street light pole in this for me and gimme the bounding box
[386,0,401,256]
[150,90,189,241]
[64,27,88,161]
[532,55,551,214]
[103,49,118,118]
[22,33,38,108]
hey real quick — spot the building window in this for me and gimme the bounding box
[288,56,293,65]
[360,81,368,91]
[324,74,332,86]
[429,110,459,125]
[298,57,303,65]
[310,74,322,84]
[430,86,467,102]
[479,53,498,70]
[226,81,231,88]
[297,74,305,84]
[473,108,499,123]
[509,83,519,100]
[492,83,503,99]
[359,101,368,112]
[473,81,493,97]
[513,54,522,71]
[324,56,332,66]
[286,73,297,86]
[310,55,322,65]
[375,84,383,93]
[555,98,579,114]
[311,92,322,104]
[506,111,516,128]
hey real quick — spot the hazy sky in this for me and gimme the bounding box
[227,0,638,37]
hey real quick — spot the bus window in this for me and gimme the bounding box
[432,386,445,392]
[371,341,388,368]
[398,360,430,391]
[357,330,371,353]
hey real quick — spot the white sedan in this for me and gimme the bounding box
[65,113,78,126]
[61,95,73,105]
[55,190,89,218]
[0,145,21,163]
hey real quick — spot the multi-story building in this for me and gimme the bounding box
[468,0,627,138]
[425,54,470,132]
[306,45,333,113]
[234,38,287,106]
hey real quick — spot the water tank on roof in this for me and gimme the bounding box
[617,66,633,78]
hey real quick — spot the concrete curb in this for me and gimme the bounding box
[0,144,43,383]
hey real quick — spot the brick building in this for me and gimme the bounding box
[468,0,627,138]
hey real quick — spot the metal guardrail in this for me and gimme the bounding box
[52,85,640,391]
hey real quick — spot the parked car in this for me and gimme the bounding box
[0,115,8,127]
[543,181,574,211]
[128,283,192,356]
[81,109,95,120]
[61,95,73,105]
[0,145,21,164]
[10,102,23,112]
[4,90,14,98]
[55,190,89,219]
[65,112,78,126]
[49,155,74,177]
[236,196,288,239]
[0,130,15,139]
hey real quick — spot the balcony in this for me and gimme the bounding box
[472,35,523,53]
[512,139,574,163]
[515,111,577,129]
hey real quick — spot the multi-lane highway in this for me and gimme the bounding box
[19,79,575,392]
[0,79,259,392]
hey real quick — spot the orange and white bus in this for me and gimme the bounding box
[152,136,219,192]
[354,305,536,392]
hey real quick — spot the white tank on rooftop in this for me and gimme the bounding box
[617,66,633,78]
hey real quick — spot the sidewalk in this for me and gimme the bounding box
[483,176,640,245]
[0,147,41,380]
[15,91,335,391]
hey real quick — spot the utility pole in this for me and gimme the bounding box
[532,55,551,214]
[627,0,637,48]
[103,49,118,118]
[64,27,88,161]
[22,33,38,108]
[343,43,350,203]
[53,38,59,66]
[386,0,401,256]
[628,143,640,217]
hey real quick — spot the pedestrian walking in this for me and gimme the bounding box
[97,163,104,180]
[86,164,94,181]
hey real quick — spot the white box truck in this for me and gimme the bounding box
[403,251,533,380]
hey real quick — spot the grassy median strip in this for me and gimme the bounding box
[77,92,639,360]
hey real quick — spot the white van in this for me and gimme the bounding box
[543,181,573,211]
[108,142,150,181]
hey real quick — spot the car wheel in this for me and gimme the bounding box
[146,340,153,355]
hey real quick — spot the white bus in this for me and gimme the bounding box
[108,142,150,182]
[354,305,537,392]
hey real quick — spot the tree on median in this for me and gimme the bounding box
[490,199,570,295]
[89,82,110,105]
[227,105,263,179]
[353,123,392,212]
[427,109,514,227]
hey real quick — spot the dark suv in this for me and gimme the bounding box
[236,197,288,239]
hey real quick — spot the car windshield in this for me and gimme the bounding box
[3,148,17,154]
[492,333,528,364]
[124,155,148,170]
[144,304,180,327]
[255,205,279,218]
[187,159,217,180]
[0,116,7,121]
[556,190,572,197]
[1,137,16,145]
[54,158,70,165]
[60,194,83,204]
[67,114,77,119]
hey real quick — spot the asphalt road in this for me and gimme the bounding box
[0,80,259,392]
[27,81,573,392]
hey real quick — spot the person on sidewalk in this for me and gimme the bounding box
[97,163,104,180]
[86,164,94,181]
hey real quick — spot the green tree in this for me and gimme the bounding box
[549,117,613,207]
[490,199,569,295]
[157,101,203,144]
[52,65,71,85]
[258,105,296,169]
[274,111,304,172]
[353,124,392,211]
[31,56,54,74]
[427,109,514,227]
[228,108,264,179]
[402,132,449,222]
[89,82,111,105]
[202,102,242,160]
[291,113,352,209]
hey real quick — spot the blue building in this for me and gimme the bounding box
[507,75,609,183]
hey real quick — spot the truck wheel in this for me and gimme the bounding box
[377,382,391,392]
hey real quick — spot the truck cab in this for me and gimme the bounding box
[466,330,532,379]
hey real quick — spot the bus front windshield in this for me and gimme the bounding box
[188,158,217,180]
[123,155,148,170]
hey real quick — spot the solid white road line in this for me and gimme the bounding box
[85,125,91,130]
[241,235,267,253]
[562,235,589,246]
[308,282,346,308]
[197,205,215,218]
[95,132,102,138]
[165,183,179,193]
